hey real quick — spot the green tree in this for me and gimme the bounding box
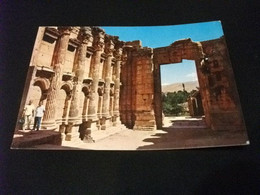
[162,90,190,116]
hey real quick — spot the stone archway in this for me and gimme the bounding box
[56,82,73,124]
[33,77,50,105]
[153,39,208,129]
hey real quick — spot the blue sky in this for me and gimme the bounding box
[101,21,224,85]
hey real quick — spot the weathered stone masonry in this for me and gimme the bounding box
[18,26,246,142]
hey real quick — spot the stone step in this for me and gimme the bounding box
[170,119,207,128]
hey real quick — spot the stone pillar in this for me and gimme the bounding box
[42,27,72,129]
[100,35,115,130]
[124,46,134,128]
[65,27,92,141]
[133,48,156,131]
[119,48,129,126]
[84,27,105,142]
[153,61,163,129]
[112,41,124,126]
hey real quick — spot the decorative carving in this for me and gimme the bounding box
[92,27,105,51]
[58,26,73,35]
[104,35,116,56]
[78,27,92,44]
[114,40,124,60]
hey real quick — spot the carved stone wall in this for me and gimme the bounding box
[132,47,156,130]
[201,37,245,131]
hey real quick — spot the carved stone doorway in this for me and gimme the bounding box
[153,39,207,129]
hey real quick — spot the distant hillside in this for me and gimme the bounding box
[162,81,199,93]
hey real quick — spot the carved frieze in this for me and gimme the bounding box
[104,35,116,56]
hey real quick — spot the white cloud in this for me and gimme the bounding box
[186,72,198,81]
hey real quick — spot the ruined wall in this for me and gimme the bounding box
[132,47,156,130]
[201,37,246,131]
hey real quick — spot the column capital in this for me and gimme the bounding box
[57,26,73,36]
[78,27,93,44]
[104,35,116,56]
[92,27,105,51]
[114,40,124,60]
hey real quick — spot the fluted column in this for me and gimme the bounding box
[42,27,72,129]
[65,27,92,141]
[83,27,105,142]
[100,35,115,130]
[112,41,124,126]
[87,27,105,119]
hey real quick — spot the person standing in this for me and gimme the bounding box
[22,100,35,130]
[33,101,45,131]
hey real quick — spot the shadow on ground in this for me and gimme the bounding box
[137,123,249,150]
[11,130,62,149]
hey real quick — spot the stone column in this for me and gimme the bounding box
[101,35,115,130]
[42,27,72,129]
[125,46,134,128]
[83,27,105,142]
[65,27,92,141]
[153,61,163,129]
[113,41,124,126]
[119,48,128,125]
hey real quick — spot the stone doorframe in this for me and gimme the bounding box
[152,39,208,129]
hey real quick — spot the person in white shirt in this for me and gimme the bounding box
[33,101,45,131]
[22,100,35,130]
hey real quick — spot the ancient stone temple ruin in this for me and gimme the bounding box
[17,26,246,142]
